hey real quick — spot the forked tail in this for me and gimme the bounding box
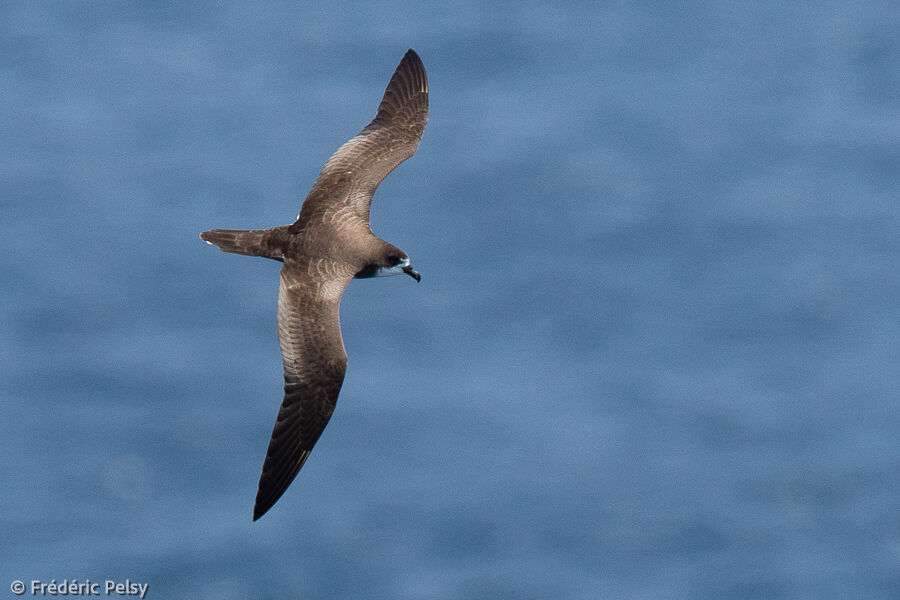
[200,228,283,260]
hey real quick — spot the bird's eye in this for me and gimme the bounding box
[388,255,402,265]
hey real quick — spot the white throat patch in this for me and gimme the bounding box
[373,257,410,278]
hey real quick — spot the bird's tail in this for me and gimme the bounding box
[200,228,281,260]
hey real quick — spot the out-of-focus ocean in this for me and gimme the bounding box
[1,2,898,598]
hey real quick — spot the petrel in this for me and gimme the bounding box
[200,49,427,520]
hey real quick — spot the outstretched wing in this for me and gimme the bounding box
[295,49,429,225]
[253,265,351,520]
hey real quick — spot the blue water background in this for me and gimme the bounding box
[2,2,899,598]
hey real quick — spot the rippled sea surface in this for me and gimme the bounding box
[2,2,899,598]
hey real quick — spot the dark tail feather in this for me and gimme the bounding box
[200,228,282,260]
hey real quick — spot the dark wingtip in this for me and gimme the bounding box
[375,49,427,121]
[399,49,426,92]
[253,496,272,521]
[253,488,278,521]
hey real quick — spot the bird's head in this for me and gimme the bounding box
[355,245,421,282]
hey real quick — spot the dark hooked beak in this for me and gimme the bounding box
[402,265,421,282]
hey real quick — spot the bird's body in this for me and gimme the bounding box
[201,50,427,520]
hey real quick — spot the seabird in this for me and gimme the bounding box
[200,49,428,520]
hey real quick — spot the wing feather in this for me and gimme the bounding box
[253,266,350,520]
[295,49,428,225]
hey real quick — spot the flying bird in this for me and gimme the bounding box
[201,49,428,520]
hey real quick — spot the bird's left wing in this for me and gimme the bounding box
[294,49,429,226]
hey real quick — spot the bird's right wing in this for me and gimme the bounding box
[253,264,351,520]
